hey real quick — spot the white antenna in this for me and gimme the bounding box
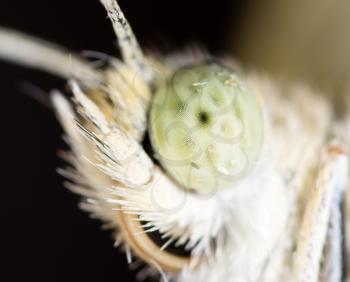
[100,0,153,82]
[0,27,101,84]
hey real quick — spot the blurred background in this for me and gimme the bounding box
[234,0,350,109]
[1,0,349,281]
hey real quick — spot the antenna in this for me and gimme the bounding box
[100,0,153,82]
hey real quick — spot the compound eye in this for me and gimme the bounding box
[149,63,263,194]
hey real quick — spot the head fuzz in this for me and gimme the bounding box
[149,63,263,194]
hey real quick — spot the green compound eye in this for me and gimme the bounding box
[149,63,263,194]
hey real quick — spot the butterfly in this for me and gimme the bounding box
[0,1,349,281]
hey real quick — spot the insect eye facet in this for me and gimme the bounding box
[150,63,263,194]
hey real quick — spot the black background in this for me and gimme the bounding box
[0,0,246,281]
